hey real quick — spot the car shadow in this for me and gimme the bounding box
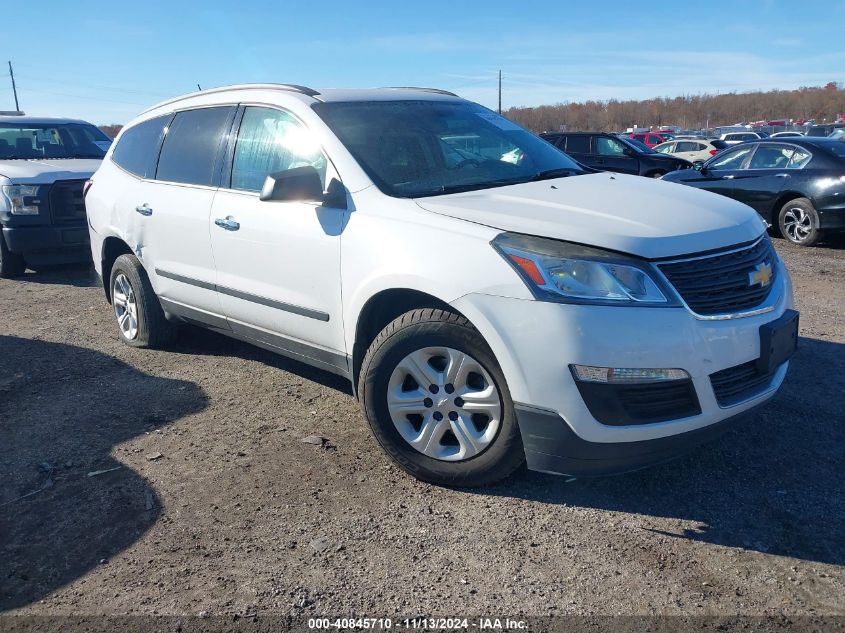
[168,324,353,395]
[0,335,208,612]
[11,264,100,288]
[473,336,845,566]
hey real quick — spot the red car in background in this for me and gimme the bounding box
[629,131,672,147]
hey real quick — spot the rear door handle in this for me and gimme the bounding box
[722,175,735,179]
[135,204,153,216]
[214,217,240,231]
[775,173,791,178]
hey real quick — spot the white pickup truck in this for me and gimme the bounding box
[0,114,111,277]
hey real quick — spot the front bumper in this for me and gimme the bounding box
[2,224,91,262]
[451,260,794,475]
[515,402,761,476]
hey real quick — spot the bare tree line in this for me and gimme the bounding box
[505,82,845,132]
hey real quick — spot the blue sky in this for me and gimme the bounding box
[3,0,843,124]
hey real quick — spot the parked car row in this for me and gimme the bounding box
[538,129,845,248]
[539,132,693,178]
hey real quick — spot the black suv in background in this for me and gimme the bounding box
[540,132,693,178]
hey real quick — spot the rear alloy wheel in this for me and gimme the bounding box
[0,235,26,278]
[778,197,822,247]
[360,308,524,486]
[109,254,176,348]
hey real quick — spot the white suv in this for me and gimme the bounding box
[85,84,797,486]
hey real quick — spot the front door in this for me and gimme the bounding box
[209,106,348,372]
[697,144,756,198]
[594,136,639,174]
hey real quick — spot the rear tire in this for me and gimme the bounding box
[778,197,822,246]
[0,235,26,278]
[109,254,176,348]
[359,308,524,487]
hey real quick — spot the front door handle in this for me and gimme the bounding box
[214,217,240,231]
[775,173,791,178]
[722,175,735,179]
[135,204,153,216]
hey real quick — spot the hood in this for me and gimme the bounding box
[414,172,764,259]
[0,159,102,183]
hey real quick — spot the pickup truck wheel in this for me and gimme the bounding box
[0,236,26,278]
[359,308,524,487]
[109,254,176,348]
[778,198,823,246]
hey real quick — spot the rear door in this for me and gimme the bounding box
[593,136,638,174]
[137,105,235,316]
[560,135,594,168]
[731,143,798,219]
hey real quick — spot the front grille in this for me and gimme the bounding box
[657,238,776,315]
[49,180,87,224]
[710,360,777,407]
[574,379,701,426]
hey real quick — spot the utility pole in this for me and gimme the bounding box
[497,70,502,114]
[8,61,19,111]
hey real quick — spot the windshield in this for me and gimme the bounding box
[618,136,656,154]
[0,122,111,160]
[313,100,584,197]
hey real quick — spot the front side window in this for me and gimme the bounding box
[231,107,327,192]
[0,122,110,160]
[708,146,754,170]
[595,137,626,156]
[655,142,674,153]
[155,106,234,186]
[111,115,169,178]
[313,100,584,198]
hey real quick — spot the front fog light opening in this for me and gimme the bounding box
[571,365,690,384]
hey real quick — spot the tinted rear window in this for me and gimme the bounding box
[111,115,169,178]
[565,136,591,153]
[155,107,234,186]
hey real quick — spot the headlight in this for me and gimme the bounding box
[1,185,41,215]
[493,232,679,306]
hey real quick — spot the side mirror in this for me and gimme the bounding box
[260,166,324,203]
[693,161,705,172]
[623,147,636,157]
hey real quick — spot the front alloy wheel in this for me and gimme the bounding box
[359,308,524,486]
[387,346,502,462]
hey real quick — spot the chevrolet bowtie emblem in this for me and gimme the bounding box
[748,262,773,287]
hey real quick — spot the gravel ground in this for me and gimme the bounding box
[1,236,843,620]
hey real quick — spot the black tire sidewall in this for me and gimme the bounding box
[361,313,523,486]
[779,198,821,246]
[109,254,152,347]
[0,234,26,278]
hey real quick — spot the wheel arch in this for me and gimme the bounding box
[351,288,460,395]
[100,236,134,303]
[771,191,810,230]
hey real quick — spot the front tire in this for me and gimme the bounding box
[0,235,26,278]
[109,254,176,348]
[359,308,524,487]
[778,197,823,246]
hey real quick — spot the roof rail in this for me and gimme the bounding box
[383,86,459,97]
[140,83,321,114]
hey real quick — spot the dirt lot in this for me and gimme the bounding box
[1,236,843,620]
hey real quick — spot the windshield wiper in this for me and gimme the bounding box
[528,168,581,181]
